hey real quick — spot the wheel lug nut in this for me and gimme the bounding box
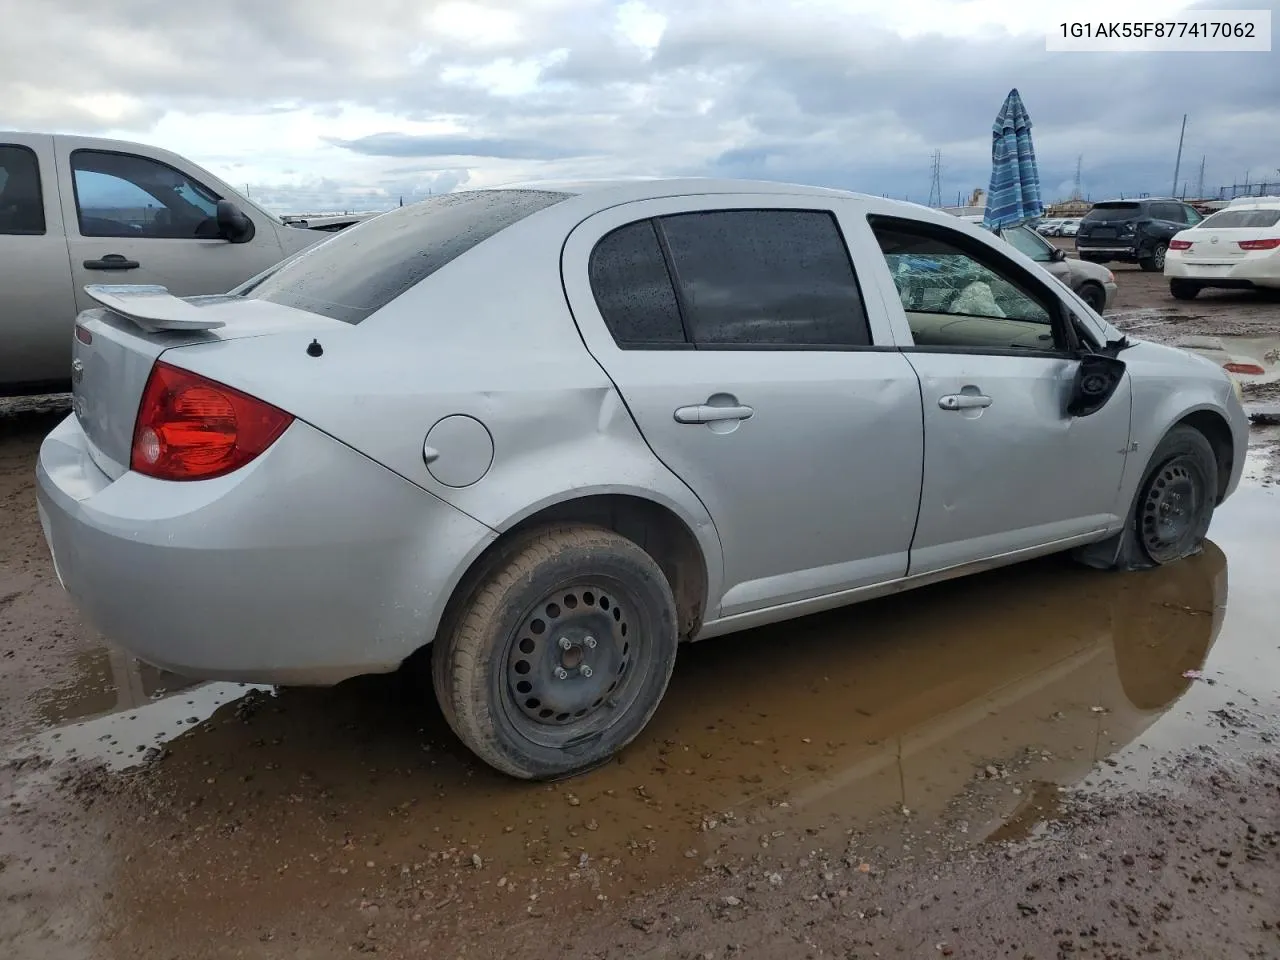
[584,635,597,649]
[580,665,593,678]
[558,637,572,651]
[554,666,569,680]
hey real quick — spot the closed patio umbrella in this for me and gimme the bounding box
[982,88,1045,231]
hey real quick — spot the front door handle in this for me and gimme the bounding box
[673,403,755,424]
[83,254,140,271]
[938,393,992,411]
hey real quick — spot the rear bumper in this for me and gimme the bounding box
[36,414,496,685]
[1165,255,1280,288]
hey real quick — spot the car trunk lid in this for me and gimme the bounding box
[72,284,342,479]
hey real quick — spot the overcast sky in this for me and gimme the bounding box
[2,0,1277,214]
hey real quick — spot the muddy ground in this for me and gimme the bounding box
[1,265,1278,960]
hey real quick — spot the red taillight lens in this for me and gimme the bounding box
[1169,239,1193,250]
[75,325,93,345]
[1237,238,1280,251]
[1224,362,1266,375]
[130,362,293,481]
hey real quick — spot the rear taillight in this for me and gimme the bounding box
[75,325,93,345]
[131,362,293,481]
[1237,238,1280,251]
[1169,239,1192,250]
[1224,362,1266,375]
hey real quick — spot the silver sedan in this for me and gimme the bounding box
[36,178,1249,780]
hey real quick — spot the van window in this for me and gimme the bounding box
[0,144,46,235]
[1083,202,1141,222]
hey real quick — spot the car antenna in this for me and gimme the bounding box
[306,338,324,357]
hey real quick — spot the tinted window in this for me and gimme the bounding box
[71,150,222,239]
[588,220,686,347]
[1084,203,1141,222]
[872,219,1061,353]
[1152,202,1185,222]
[0,144,45,235]
[244,190,569,324]
[1199,209,1280,229]
[657,210,871,347]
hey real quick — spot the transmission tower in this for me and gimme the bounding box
[1070,155,1083,201]
[927,150,943,207]
[1195,156,1206,199]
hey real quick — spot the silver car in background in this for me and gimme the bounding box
[37,179,1248,780]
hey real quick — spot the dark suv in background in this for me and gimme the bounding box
[1075,198,1203,272]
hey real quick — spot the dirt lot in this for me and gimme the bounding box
[2,265,1279,960]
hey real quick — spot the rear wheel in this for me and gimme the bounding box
[1078,281,1106,313]
[431,525,678,780]
[1169,279,1202,301]
[1139,243,1168,272]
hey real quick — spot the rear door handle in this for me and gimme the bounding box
[938,394,992,411]
[83,254,140,271]
[673,404,754,424]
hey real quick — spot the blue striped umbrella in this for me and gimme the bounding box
[982,88,1044,231]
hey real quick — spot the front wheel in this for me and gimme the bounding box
[1075,426,1218,571]
[1139,243,1168,272]
[1169,279,1202,300]
[431,525,678,780]
[1078,281,1106,313]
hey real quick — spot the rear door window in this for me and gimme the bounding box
[588,220,688,348]
[0,144,46,235]
[243,190,569,324]
[1151,202,1185,223]
[655,209,873,348]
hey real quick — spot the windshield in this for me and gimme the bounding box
[1083,203,1141,222]
[239,189,570,324]
[1199,209,1280,229]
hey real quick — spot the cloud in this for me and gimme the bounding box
[1,0,1277,213]
[332,132,589,161]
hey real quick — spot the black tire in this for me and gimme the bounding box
[1139,243,1168,272]
[1074,425,1218,571]
[1169,279,1201,301]
[1078,281,1106,313]
[431,524,678,780]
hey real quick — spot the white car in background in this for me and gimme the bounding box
[1060,219,1081,237]
[1164,197,1280,300]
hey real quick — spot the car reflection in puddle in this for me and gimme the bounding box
[12,487,1279,956]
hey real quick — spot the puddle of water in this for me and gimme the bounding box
[26,647,201,731]
[45,482,1272,956]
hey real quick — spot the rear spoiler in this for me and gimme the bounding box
[83,284,227,333]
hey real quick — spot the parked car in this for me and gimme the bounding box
[282,213,381,233]
[1075,198,1204,271]
[37,179,1248,780]
[1036,219,1063,236]
[1059,219,1080,237]
[960,216,1116,312]
[1163,196,1280,299]
[0,132,324,396]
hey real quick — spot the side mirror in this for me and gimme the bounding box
[1067,353,1126,417]
[1050,247,1067,262]
[216,199,255,244]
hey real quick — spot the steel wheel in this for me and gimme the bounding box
[1138,454,1208,564]
[501,578,646,748]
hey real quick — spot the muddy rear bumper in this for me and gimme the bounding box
[35,413,496,685]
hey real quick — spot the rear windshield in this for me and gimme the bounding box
[1199,209,1280,229]
[239,189,570,324]
[1083,203,1141,222]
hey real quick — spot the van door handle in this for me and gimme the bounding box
[83,254,140,270]
[938,394,992,411]
[673,404,754,424]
